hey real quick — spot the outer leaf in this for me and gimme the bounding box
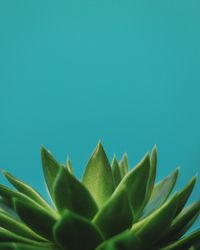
[66,159,73,174]
[0,185,58,218]
[160,230,200,250]
[0,243,14,250]
[0,211,46,241]
[82,143,114,207]
[0,198,18,218]
[171,213,200,241]
[41,147,61,200]
[132,194,178,245]
[96,230,142,250]
[14,198,57,241]
[119,154,129,178]
[159,201,200,244]
[14,244,55,250]
[144,145,157,205]
[0,228,46,246]
[53,166,98,219]
[3,171,52,212]
[53,209,104,250]
[111,156,122,188]
[0,243,54,250]
[93,187,133,239]
[114,153,150,219]
[175,176,197,215]
[143,168,179,217]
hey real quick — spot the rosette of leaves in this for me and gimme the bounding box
[0,143,200,250]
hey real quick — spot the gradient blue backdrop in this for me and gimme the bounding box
[0,0,200,228]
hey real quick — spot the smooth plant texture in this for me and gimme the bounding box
[0,143,200,250]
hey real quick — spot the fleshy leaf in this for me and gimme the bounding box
[170,213,200,242]
[0,211,46,241]
[114,153,150,219]
[53,166,98,219]
[132,194,178,245]
[66,159,73,174]
[0,243,54,250]
[119,154,129,178]
[175,176,197,215]
[82,143,114,207]
[144,145,157,205]
[14,244,55,250]
[111,156,122,188]
[96,230,142,250]
[3,171,52,212]
[159,201,200,244]
[93,187,133,239]
[160,230,200,250]
[143,168,179,217]
[41,147,61,200]
[53,209,104,250]
[14,198,57,241]
[0,198,18,218]
[0,228,45,246]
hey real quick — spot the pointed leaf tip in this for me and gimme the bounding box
[115,152,150,219]
[82,143,114,207]
[111,156,122,188]
[41,147,61,201]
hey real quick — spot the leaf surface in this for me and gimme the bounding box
[41,147,61,200]
[119,154,129,178]
[14,198,57,241]
[54,209,103,250]
[53,166,98,219]
[93,187,133,239]
[115,153,150,219]
[132,194,178,245]
[3,171,52,212]
[143,168,179,217]
[111,156,122,188]
[82,143,114,207]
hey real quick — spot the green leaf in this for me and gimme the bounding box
[53,209,104,250]
[114,153,150,219]
[14,197,57,241]
[0,243,55,250]
[41,147,61,200]
[143,168,179,217]
[171,213,200,241]
[0,184,32,208]
[93,187,133,239]
[132,194,178,245]
[159,201,200,244]
[0,211,46,242]
[144,145,157,205]
[53,166,98,219]
[119,154,129,178]
[0,198,18,218]
[82,143,114,207]
[14,244,55,250]
[0,185,58,219]
[66,159,73,174]
[0,243,14,250]
[111,156,122,188]
[175,176,197,215]
[96,230,142,250]
[3,171,53,212]
[160,230,200,250]
[0,228,46,246]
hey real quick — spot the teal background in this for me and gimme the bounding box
[0,0,200,228]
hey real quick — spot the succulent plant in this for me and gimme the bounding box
[0,143,200,250]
